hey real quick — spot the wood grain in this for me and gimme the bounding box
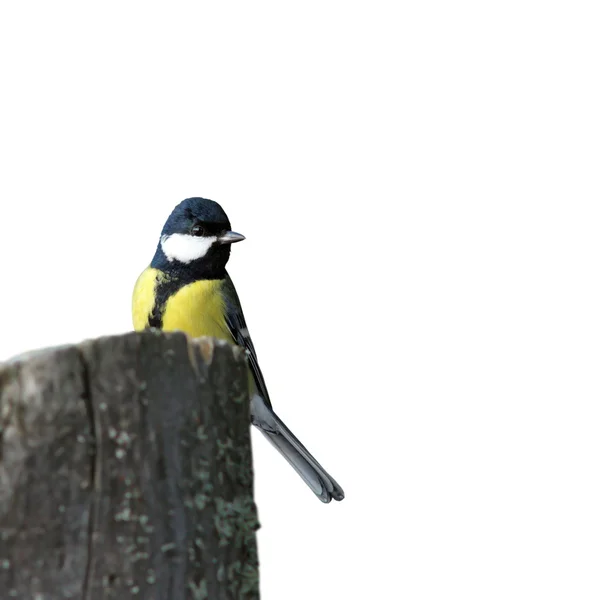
[0,331,259,600]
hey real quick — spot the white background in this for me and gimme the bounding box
[1,2,599,598]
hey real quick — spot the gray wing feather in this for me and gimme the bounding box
[221,273,344,503]
[221,274,272,407]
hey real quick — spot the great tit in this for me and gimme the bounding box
[132,197,344,503]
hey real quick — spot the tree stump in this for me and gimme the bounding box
[0,331,259,599]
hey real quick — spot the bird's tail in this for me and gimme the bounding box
[251,395,344,503]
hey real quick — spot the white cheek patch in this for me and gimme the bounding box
[161,233,218,263]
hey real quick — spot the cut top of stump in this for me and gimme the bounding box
[0,331,260,600]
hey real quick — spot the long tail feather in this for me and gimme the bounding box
[251,395,344,503]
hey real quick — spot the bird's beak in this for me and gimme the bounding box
[218,231,246,245]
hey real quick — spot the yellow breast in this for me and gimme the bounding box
[161,278,233,341]
[132,267,234,343]
[132,268,160,330]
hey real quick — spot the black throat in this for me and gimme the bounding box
[147,243,230,328]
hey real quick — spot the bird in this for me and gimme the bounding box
[132,197,344,503]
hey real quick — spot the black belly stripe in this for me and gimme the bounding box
[147,274,189,329]
[146,259,228,329]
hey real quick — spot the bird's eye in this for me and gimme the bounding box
[191,224,204,236]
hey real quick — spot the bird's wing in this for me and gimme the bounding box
[221,273,345,503]
[221,273,272,408]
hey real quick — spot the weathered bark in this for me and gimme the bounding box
[0,331,259,600]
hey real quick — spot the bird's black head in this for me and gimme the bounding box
[151,197,244,279]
